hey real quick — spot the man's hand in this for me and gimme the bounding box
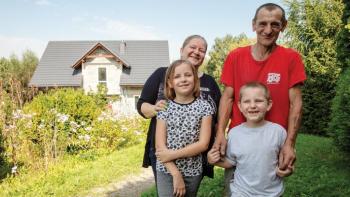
[207,147,221,164]
[276,165,294,177]
[172,173,186,197]
[156,149,175,163]
[278,143,296,170]
[213,134,227,157]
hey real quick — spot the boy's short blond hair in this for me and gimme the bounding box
[239,81,271,102]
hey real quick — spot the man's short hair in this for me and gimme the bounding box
[253,3,287,25]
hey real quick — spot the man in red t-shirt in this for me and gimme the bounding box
[213,3,306,195]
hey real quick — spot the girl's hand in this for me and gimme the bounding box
[276,165,294,177]
[172,173,186,197]
[156,149,175,163]
[207,147,221,164]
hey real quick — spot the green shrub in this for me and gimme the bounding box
[329,67,350,153]
[0,87,150,175]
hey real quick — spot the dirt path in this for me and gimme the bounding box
[85,168,155,197]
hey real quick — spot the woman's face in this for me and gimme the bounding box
[180,38,206,68]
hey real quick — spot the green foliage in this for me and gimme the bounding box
[1,88,149,172]
[329,67,350,153]
[329,0,350,153]
[142,134,350,196]
[336,0,350,72]
[204,34,253,90]
[0,143,145,197]
[284,0,344,135]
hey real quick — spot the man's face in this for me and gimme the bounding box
[253,8,286,47]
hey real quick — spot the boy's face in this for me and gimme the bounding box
[238,87,272,125]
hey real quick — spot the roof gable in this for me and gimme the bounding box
[71,42,130,69]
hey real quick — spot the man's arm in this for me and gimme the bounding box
[279,85,303,170]
[213,86,234,156]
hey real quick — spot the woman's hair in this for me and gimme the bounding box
[164,59,200,100]
[182,35,208,52]
[239,81,271,102]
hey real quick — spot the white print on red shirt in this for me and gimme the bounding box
[267,73,281,84]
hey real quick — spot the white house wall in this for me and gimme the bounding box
[82,57,122,95]
[111,87,142,116]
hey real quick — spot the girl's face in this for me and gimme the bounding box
[180,38,206,68]
[169,63,195,97]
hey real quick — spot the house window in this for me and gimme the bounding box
[134,95,140,110]
[98,67,107,85]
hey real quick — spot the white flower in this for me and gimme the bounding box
[84,134,91,142]
[57,113,69,123]
[99,137,107,142]
[38,124,45,129]
[85,126,92,131]
[12,110,22,119]
[70,121,79,128]
[134,130,142,136]
[78,135,84,140]
[11,165,17,174]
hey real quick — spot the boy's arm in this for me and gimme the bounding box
[207,148,234,169]
[155,119,186,196]
[156,115,212,162]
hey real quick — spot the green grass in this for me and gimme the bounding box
[142,134,350,197]
[0,143,145,197]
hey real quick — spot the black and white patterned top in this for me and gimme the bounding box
[156,98,214,176]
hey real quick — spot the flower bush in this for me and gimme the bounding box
[0,88,149,171]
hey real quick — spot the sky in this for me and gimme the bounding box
[0,0,283,61]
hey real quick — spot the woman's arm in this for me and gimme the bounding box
[156,115,212,162]
[137,67,166,119]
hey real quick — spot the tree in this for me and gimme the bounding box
[204,34,253,90]
[329,0,350,153]
[284,0,344,135]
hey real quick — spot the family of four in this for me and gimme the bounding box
[137,3,306,197]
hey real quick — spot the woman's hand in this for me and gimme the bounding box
[172,172,186,197]
[153,100,167,115]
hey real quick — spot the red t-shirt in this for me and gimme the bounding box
[221,45,306,129]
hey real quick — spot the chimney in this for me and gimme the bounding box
[120,41,126,55]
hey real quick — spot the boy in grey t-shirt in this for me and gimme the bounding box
[208,82,294,197]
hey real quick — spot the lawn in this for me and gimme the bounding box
[142,134,350,197]
[0,143,145,197]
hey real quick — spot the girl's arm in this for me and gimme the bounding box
[156,115,212,162]
[155,119,185,196]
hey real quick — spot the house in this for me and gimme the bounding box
[29,40,170,115]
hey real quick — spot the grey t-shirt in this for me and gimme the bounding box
[226,121,287,197]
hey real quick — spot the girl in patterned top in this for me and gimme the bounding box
[155,59,214,197]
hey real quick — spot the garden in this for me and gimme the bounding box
[1,0,350,196]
